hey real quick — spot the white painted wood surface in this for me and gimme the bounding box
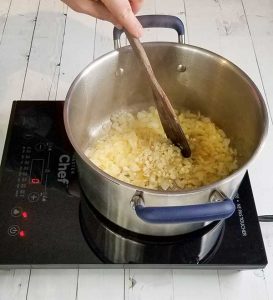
[27,269,78,300]
[0,0,12,44]
[0,0,39,158]
[0,0,273,299]
[21,0,67,100]
[56,8,95,100]
[0,269,30,300]
[77,269,125,299]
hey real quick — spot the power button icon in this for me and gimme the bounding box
[8,225,20,236]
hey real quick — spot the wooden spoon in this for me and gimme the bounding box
[125,31,191,158]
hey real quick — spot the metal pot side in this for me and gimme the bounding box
[64,42,268,236]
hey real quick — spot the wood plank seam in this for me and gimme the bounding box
[240,0,273,125]
[25,268,32,300]
[19,0,41,100]
[75,268,80,300]
[0,0,12,46]
[50,6,68,100]
[261,269,270,298]
[93,18,98,61]
[171,269,175,300]
[217,270,224,300]
[182,0,190,42]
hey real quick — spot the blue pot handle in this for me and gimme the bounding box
[132,191,235,224]
[113,15,185,49]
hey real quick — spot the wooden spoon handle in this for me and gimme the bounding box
[125,31,191,157]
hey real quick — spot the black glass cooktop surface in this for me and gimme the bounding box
[0,101,267,269]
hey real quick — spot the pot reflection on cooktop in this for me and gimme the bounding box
[80,196,225,264]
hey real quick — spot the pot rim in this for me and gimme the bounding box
[64,42,269,196]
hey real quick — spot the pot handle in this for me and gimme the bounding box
[113,15,185,49]
[131,191,235,224]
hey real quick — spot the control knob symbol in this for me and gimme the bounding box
[47,142,53,151]
[35,142,46,152]
[8,225,20,236]
[41,195,48,202]
[28,192,40,202]
[23,132,34,140]
[11,207,22,217]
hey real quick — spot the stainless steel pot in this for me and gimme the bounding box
[64,15,268,236]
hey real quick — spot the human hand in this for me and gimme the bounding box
[61,0,143,37]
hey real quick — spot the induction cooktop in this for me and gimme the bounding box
[0,101,267,269]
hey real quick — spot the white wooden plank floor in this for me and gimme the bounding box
[0,0,273,299]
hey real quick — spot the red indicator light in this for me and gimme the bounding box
[19,230,25,237]
[31,178,40,184]
[22,211,28,219]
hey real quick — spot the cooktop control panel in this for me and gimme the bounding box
[0,101,97,265]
